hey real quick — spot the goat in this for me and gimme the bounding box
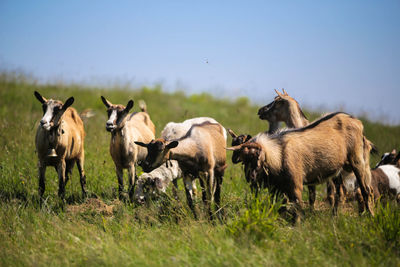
[258,89,309,134]
[375,149,400,168]
[34,91,87,199]
[101,96,155,201]
[227,112,375,222]
[256,89,377,209]
[135,121,227,219]
[343,154,400,209]
[134,117,218,203]
[134,160,182,204]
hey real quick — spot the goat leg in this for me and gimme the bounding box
[38,162,46,198]
[183,176,198,219]
[57,161,66,200]
[127,165,136,201]
[76,157,87,198]
[308,185,316,211]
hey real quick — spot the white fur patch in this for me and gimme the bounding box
[108,110,117,125]
[378,165,400,194]
[41,105,54,130]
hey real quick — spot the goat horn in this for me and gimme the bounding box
[225,145,242,151]
[282,88,288,96]
[274,89,283,98]
[227,128,238,138]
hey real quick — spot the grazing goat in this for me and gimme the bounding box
[34,91,87,199]
[375,149,400,168]
[135,121,227,219]
[101,96,155,200]
[134,160,182,204]
[227,112,375,222]
[134,117,219,204]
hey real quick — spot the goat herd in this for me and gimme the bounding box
[33,90,400,222]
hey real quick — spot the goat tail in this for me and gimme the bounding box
[363,136,378,155]
[139,100,147,113]
[79,109,95,120]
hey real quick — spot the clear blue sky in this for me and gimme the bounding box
[1,1,399,123]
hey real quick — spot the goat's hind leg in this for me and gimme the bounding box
[351,159,374,216]
[127,164,136,202]
[308,185,316,211]
[76,157,87,198]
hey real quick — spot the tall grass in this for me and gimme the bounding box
[0,73,400,266]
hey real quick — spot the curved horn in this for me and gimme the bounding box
[226,144,243,151]
[274,89,284,98]
[227,128,238,138]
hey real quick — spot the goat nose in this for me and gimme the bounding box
[40,120,46,125]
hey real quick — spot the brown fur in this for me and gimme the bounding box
[34,92,87,199]
[136,122,227,219]
[101,97,155,200]
[228,112,375,222]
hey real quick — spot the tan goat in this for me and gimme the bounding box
[101,97,155,201]
[256,89,377,209]
[228,112,375,222]
[135,122,227,219]
[34,91,86,199]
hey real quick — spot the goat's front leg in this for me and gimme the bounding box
[287,178,304,224]
[127,164,136,201]
[116,166,125,200]
[57,160,67,200]
[38,162,46,198]
[183,175,197,219]
[76,157,87,198]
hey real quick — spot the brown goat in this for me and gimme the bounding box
[101,96,155,200]
[34,91,87,199]
[135,122,227,219]
[228,112,375,222]
[258,89,309,134]
[256,89,377,209]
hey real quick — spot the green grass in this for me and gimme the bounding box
[1,72,400,266]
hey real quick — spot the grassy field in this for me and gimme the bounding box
[1,73,400,266]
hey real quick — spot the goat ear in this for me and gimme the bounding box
[228,129,238,138]
[166,141,179,149]
[101,96,112,108]
[34,91,47,104]
[134,141,148,148]
[63,97,74,110]
[124,100,134,113]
